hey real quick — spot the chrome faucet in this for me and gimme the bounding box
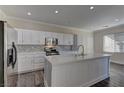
[77,45,85,56]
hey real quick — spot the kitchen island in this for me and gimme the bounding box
[44,54,110,87]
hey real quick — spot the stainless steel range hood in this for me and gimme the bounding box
[45,38,58,47]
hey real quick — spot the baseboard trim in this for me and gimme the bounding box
[110,60,124,65]
[44,74,109,87]
[80,74,109,87]
[44,78,48,87]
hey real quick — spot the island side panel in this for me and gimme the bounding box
[51,57,110,87]
[86,57,110,86]
[44,59,52,87]
[51,61,89,87]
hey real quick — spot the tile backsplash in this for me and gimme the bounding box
[17,45,74,53]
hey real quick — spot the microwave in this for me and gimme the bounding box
[45,37,58,47]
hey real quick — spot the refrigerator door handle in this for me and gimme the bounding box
[12,42,17,69]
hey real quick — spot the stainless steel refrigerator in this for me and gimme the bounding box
[0,21,18,87]
[0,21,4,87]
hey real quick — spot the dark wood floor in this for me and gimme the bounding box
[7,70,44,87]
[91,63,124,87]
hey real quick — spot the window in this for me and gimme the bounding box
[103,32,124,52]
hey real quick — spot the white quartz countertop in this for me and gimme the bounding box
[18,51,45,55]
[45,53,111,65]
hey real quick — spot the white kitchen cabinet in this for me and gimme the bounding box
[17,30,23,44]
[63,34,73,45]
[16,29,42,45]
[18,53,45,73]
[22,30,32,44]
[18,54,33,72]
[87,58,109,82]
[16,28,74,45]
[57,33,64,45]
[7,27,17,45]
[31,31,41,44]
[40,31,46,45]
[14,28,23,44]
[45,31,53,38]
[33,55,45,70]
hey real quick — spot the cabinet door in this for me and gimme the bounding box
[63,34,68,45]
[22,30,32,44]
[7,27,17,45]
[17,30,23,44]
[87,59,100,81]
[18,55,34,72]
[18,55,27,72]
[40,31,46,45]
[57,33,64,45]
[45,31,52,38]
[50,32,56,38]
[33,55,45,69]
[31,31,41,44]
[25,55,34,71]
[63,34,73,45]
[68,34,73,45]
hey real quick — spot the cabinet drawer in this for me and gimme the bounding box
[33,62,44,69]
[34,57,45,64]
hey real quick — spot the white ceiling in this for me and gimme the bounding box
[1,5,124,31]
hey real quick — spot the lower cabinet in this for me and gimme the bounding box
[18,53,45,73]
[18,55,33,72]
[33,55,45,70]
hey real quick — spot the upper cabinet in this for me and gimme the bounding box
[7,27,18,45]
[22,30,32,44]
[31,31,41,44]
[17,30,23,44]
[63,33,73,45]
[40,31,46,45]
[45,31,54,38]
[56,33,64,45]
[15,28,74,45]
[16,29,43,45]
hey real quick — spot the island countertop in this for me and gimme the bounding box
[45,53,111,66]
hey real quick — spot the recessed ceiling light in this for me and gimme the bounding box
[90,6,94,10]
[115,19,119,22]
[27,12,31,15]
[54,10,59,14]
[103,25,109,27]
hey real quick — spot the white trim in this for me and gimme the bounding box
[4,22,8,87]
[6,16,90,32]
[80,74,109,87]
[110,60,124,65]
[44,78,49,87]
[0,9,6,21]
[45,74,109,87]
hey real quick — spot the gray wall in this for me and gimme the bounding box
[0,21,4,86]
[94,24,124,64]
